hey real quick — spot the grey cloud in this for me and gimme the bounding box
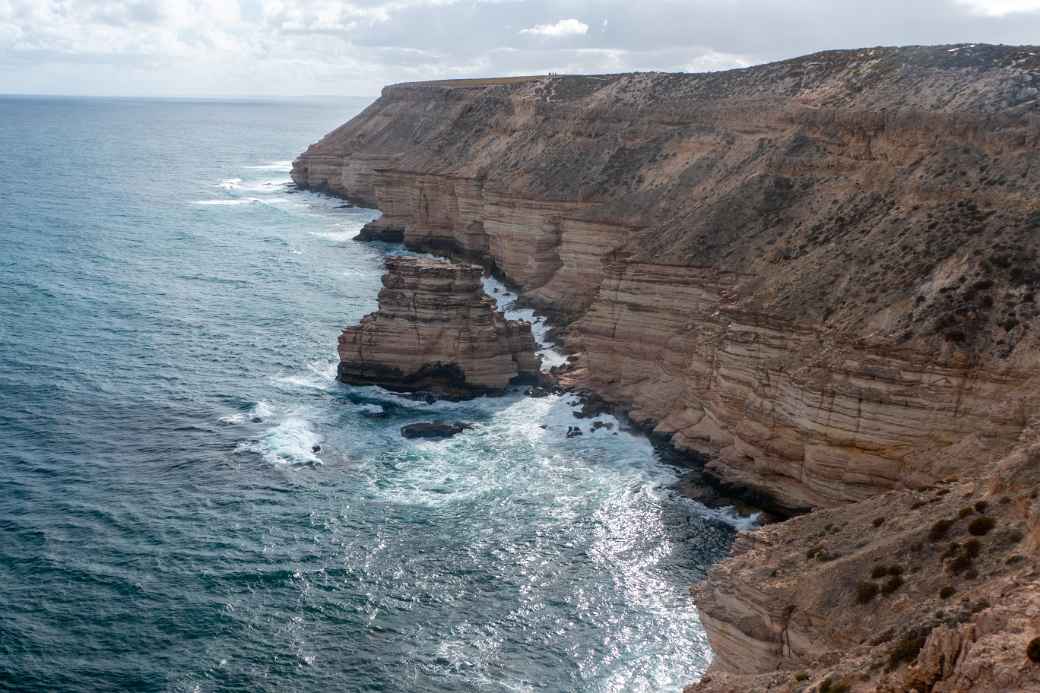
[2,0,1040,96]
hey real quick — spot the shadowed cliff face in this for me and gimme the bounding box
[295,43,1040,691]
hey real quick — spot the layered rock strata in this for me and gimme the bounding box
[295,44,1040,512]
[338,256,539,397]
[297,44,1040,690]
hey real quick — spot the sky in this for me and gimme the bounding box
[2,0,1040,97]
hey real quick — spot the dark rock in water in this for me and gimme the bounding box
[312,445,321,453]
[336,203,355,209]
[525,385,554,398]
[572,392,611,419]
[591,421,614,432]
[401,421,474,440]
[354,221,405,243]
[566,426,583,438]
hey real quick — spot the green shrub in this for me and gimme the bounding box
[929,519,954,541]
[949,554,974,574]
[819,677,851,693]
[889,629,930,669]
[881,574,904,595]
[856,581,879,604]
[968,516,996,536]
[794,670,809,681]
[959,506,975,518]
[963,538,981,558]
[1027,637,1040,664]
[939,585,956,599]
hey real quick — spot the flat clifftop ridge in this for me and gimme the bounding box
[383,43,1040,102]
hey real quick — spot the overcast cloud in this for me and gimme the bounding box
[1,0,1039,96]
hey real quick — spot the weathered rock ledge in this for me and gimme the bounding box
[338,256,539,398]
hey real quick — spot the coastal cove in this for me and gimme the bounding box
[0,96,747,692]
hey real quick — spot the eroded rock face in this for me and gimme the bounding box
[296,44,1040,511]
[338,256,539,397]
[297,43,1040,690]
[688,440,1040,693]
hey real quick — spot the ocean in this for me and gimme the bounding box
[0,95,741,692]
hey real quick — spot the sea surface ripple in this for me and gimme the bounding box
[0,96,740,692]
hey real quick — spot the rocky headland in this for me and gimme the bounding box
[297,44,1040,690]
[338,256,539,398]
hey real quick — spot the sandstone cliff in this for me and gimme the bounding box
[338,256,539,397]
[297,44,1040,690]
[295,43,1040,514]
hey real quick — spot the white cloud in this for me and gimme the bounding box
[520,18,589,37]
[2,0,1040,96]
[957,0,1040,14]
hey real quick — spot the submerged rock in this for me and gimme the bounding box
[400,421,473,439]
[338,256,540,399]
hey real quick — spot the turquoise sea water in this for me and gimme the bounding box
[0,96,740,692]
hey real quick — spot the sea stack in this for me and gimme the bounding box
[338,256,539,398]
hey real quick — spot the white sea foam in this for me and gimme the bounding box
[219,400,274,424]
[220,178,290,194]
[356,404,385,416]
[273,360,337,391]
[481,275,567,369]
[236,413,322,465]
[191,198,262,206]
[246,160,294,171]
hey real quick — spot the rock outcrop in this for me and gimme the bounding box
[338,256,539,397]
[295,44,1040,513]
[297,44,1040,690]
[689,436,1040,693]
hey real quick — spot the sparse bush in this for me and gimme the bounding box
[964,568,979,580]
[881,575,904,595]
[889,629,930,669]
[872,517,885,527]
[1003,528,1025,544]
[939,585,956,599]
[963,538,981,558]
[1027,637,1040,664]
[794,670,809,682]
[943,542,961,559]
[949,554,974,574]
[974,500,989,513]
[968,516,996,536]
[871,565,888,579]
[819,677,851,693]
[888,565,905,576]
[856,581,879,604]
[958,506,975,518]
[929,519,954,542]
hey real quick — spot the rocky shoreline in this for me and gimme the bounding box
[295,44,1040,691]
